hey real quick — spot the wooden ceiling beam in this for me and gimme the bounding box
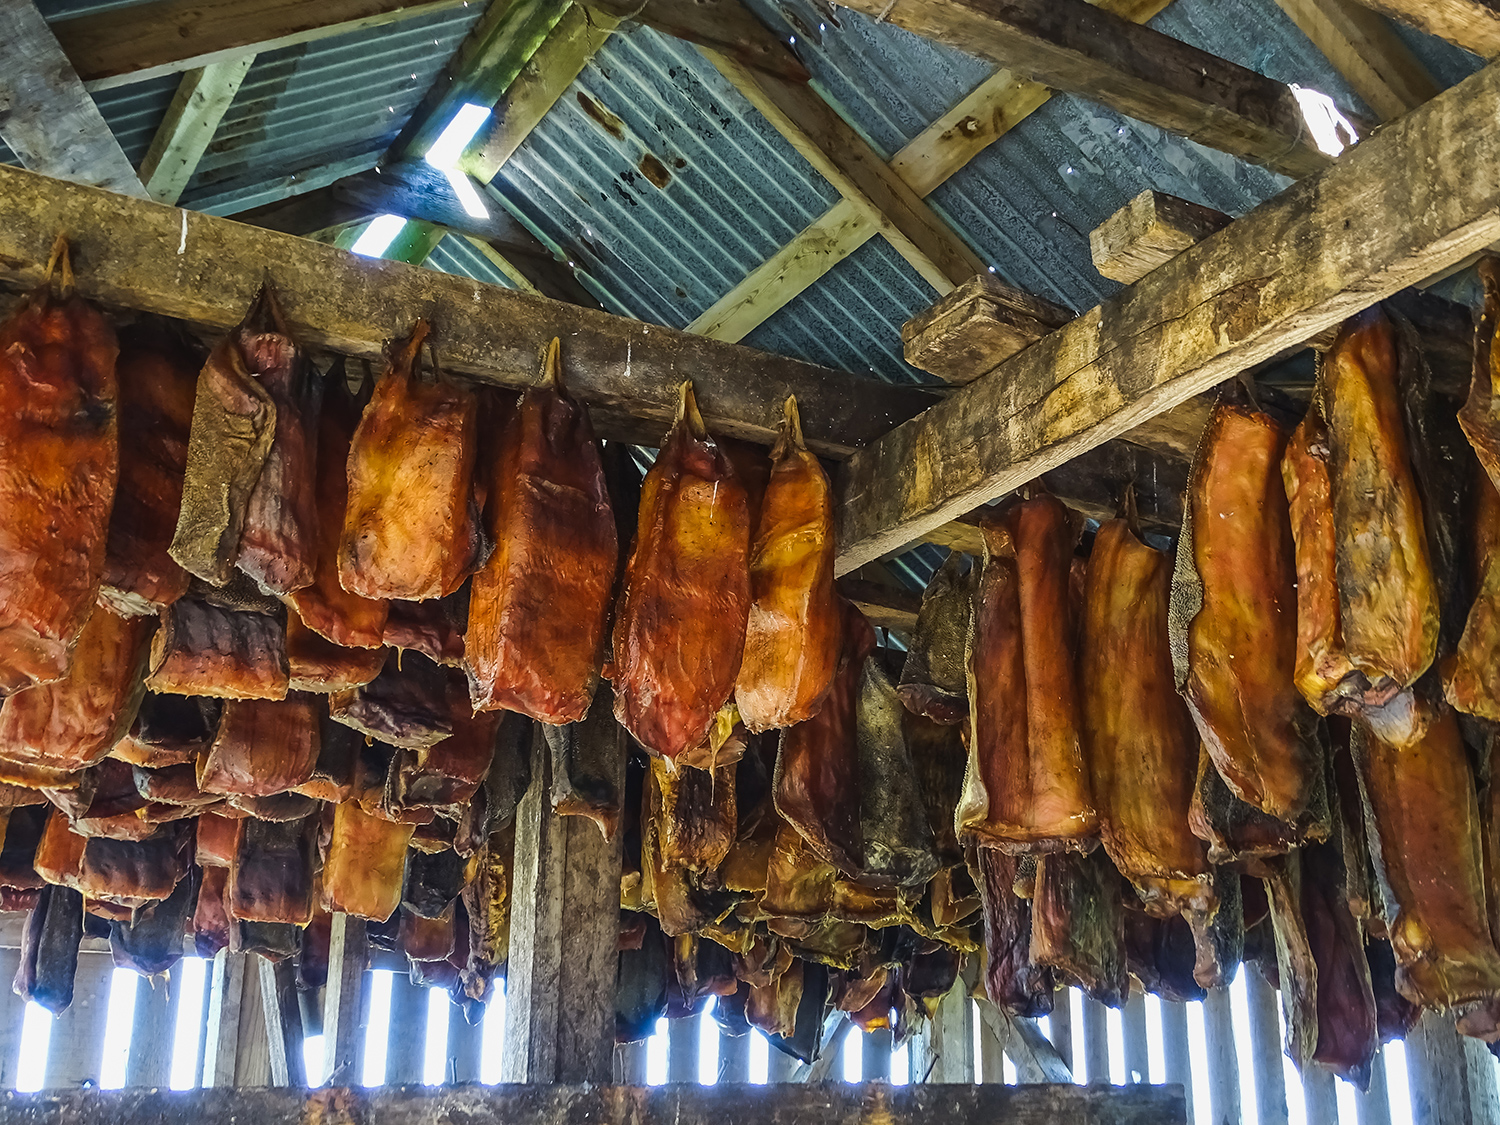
[832,0,1337,179]
[0,162,936,457]
[585,0,811,82]
[1271,0,1441,121]
[0,0,148,198]
[1345,0,1500,57]
[833,57,1500,572]
[138,58,256,204]
[50,0,468,91]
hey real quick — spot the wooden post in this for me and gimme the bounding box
[0,946,25,1089]
[1160,1001,1193,1113]
[975,1003,1070,1085]
[385,974,428,1086]
[448,1005,484,1084]
[1122,993,1149,1084]
[862,1027,892,1082]
[500,703,623,1086]
[320,915,367,1086]
[1358,1048,1394,1125]
[257,956,305,1087]
[719,1033,749,1083]
[667,1017,698,1083]
[614,1040,647,1085]
[1405,1009,1500,1125]
[1080,997,1110,1085]
[1203,986,1241,1125]
[910,981,974,1083]
[124,974,174,1087]
[43,950,113,1088]
[1303,1066,1339,1123]
[766,1044,798,1083]
[1050,990,1075,1077]
[979,1012,1005,1083]
[202,951,246,1088]
[1245,970,1289,1125]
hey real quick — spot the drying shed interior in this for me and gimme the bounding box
[2,0,1500,1123]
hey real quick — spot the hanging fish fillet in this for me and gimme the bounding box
[387,706,500,814]
[384,594,465,668]
[0,605,152,772]
[747,959,803,1039]
[855,657,938,889]
[115,694,221,769]
[228,815,315,924]
[1302,838,1377,1087]
[959,494,1096,852]
[906,711,967,869]
[1188,746,1329,865]
[285,371,387,649]
[1082,515,1211,914]
[339,321,483,601]
[1030,848,1127,1007]
[198,695,320,797]
[286,613,386,693]
[897,553,971,725]
[465,339,616,723]
[322,799,415,921]
[976,848,1053,1017]
[15,883,84,1013]
[0,237,119,695]
[775,597,873,875]
[0,805,49,891]
[1447,449,1500,720]
[169,289,280,587]
[611,383,751,760]
[1172,400,1326,824]
[76,821,192,903]
[1353,710,1500,1008]
[461,826,513,1002]
[653,757,736,875]
[734,396,839,733]
[146,598,289,700]
[1459,257,1500,492]
[99,323,197,617]
[546,684,625,840]
[328,652,456,751]
[111,869,195,976]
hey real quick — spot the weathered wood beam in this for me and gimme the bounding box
[1245,971,1290,1125]
[1347,0,1500,57]
[687,1,1172,346]
[1271,0,1441,121]
[704,47,986,292]
[138,58,256,204]
[0,163,935,457]
[903,275,1074,381]
[0,0,148,198]
[43,953,113,1088]
[586,0,810,82]
[977,1001,1071,1084]
[124,977,174,1088]
[832,56,1500,573]
[831,0,1336,179]
[321,915,367,1086]
[835,578,921,632]
[50,0,467,91]
[1405,1008,1500,1124]
[1089,190,1232,285]
[201,951,247,1088]
[257,956,307,1087]
[0,1084,1188,1124]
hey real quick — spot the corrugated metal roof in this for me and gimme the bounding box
[427,232,520,289]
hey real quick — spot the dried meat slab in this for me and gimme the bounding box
[15,883,84,1014]
[545,685,624,840]
[76,821,192,904]
[611,383,750,760]
[1030,848,1128,1007]
[100,324,197,618]
[975,848,1053,1018]
[147,598,289,700]
[897,553,970,726]
[855,657,938,890]
[1447,466,1500,719]
[460,828,512,1003]
[198,694,319,797]
[286,613,386,693]
[387,707,501,815]
[322,799,415,921]
[328,652,456,750]
[466,340,616,724]
[1172,401,1326,824]
[0,805,49,890]
[1082,517,1210,914]
[229,815,315,924]
[734,397,839,734]
[0,604,152,772]
[113,693,221,768]
[0,240,119,695]
[111,868,195,976]
[959,495,1096,852]
[339,321,483,602]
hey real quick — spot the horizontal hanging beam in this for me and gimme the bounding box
[0,162,935,457]
[1347,0,1500,57]
[833,55,1500,572]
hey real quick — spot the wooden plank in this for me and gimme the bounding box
[0,163,937,459]
[1405,1009,1500,1125]
[977,1002,1072,1084]
[1049,990,1075,1078]
[902,275,1073,383]
[615,1041,648,1085]
[861,1028,892,1082]
[233,963,271,1088]
[500,697,623,1086]
[1270,0,1440,121]
[256,956,305,1088]
[667,1018,698,1083]
[52,0,467,91]
[1202,987,1241,1125]
[979,1015,1005,1083]
[910,978,975,1083]
[765,1047,798,1083]
[448,1007,484,1084]
[585,0,809,82]
[201,951,246,1088]
[826,0,1332,179]
[832,56,1500,573]
[1121,994,1148,1085]
[385,974,428,1085]
[123,976,174,1088]
[1358,1048,1394,1125]
[1080,998,1110,1085]
[0,948,25,1089]
[320,915,367,1086]
[834,578,920,633]
[1159,1002,1192,1112]
[803,1017,851,1083]
[42,952,113,1088]
[0,0,148,198]
[705,48,986,293]
[1089,190,1232,286]
[0,1082,1192,1123]
[719,1033,749,1083]
[138,58,256,205]
[1303,1067,1339,1123]
[1244,971,1289,1125]
[1346,0,1500,57]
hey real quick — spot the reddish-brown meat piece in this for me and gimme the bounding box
[611,383,751,759]
[465,339,616,723]
[322,800,415,921]
[286,614,386,693]
[0,238,119,694]
[735,397,839,733]
[146,598,289,700]
[339,321,483,601]
[197,695,320,797]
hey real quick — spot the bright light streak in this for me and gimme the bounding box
[351,215,408,259]
[98,969,140,1089]
[443,169,491,220]
[749,1030,769,1084]
[646,1017,667,1085]
[362,970,395,1086]
[16,1002,52,1092]
[480,981,506,1084]
[425,103,491,170]
[304,1035,326,1089]
[423,987,450,1085]
[698,1007,718,1084]
[169,957,208,1089]
[1290,84,1359,156]
[842,1026,861,1082]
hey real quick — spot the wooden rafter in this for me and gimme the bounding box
[0,0,147,197]
[687,0,1175,345]
[0,162,937,457]
[833,56,1500,572]
[138,58,256,204]
[1346,0,1500,57]
[1271,0,1440,121]
[51,0,469,91]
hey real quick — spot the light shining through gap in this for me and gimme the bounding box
[425,103,492,220]
[1290,84,1359,156]
[351,215,409,259]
